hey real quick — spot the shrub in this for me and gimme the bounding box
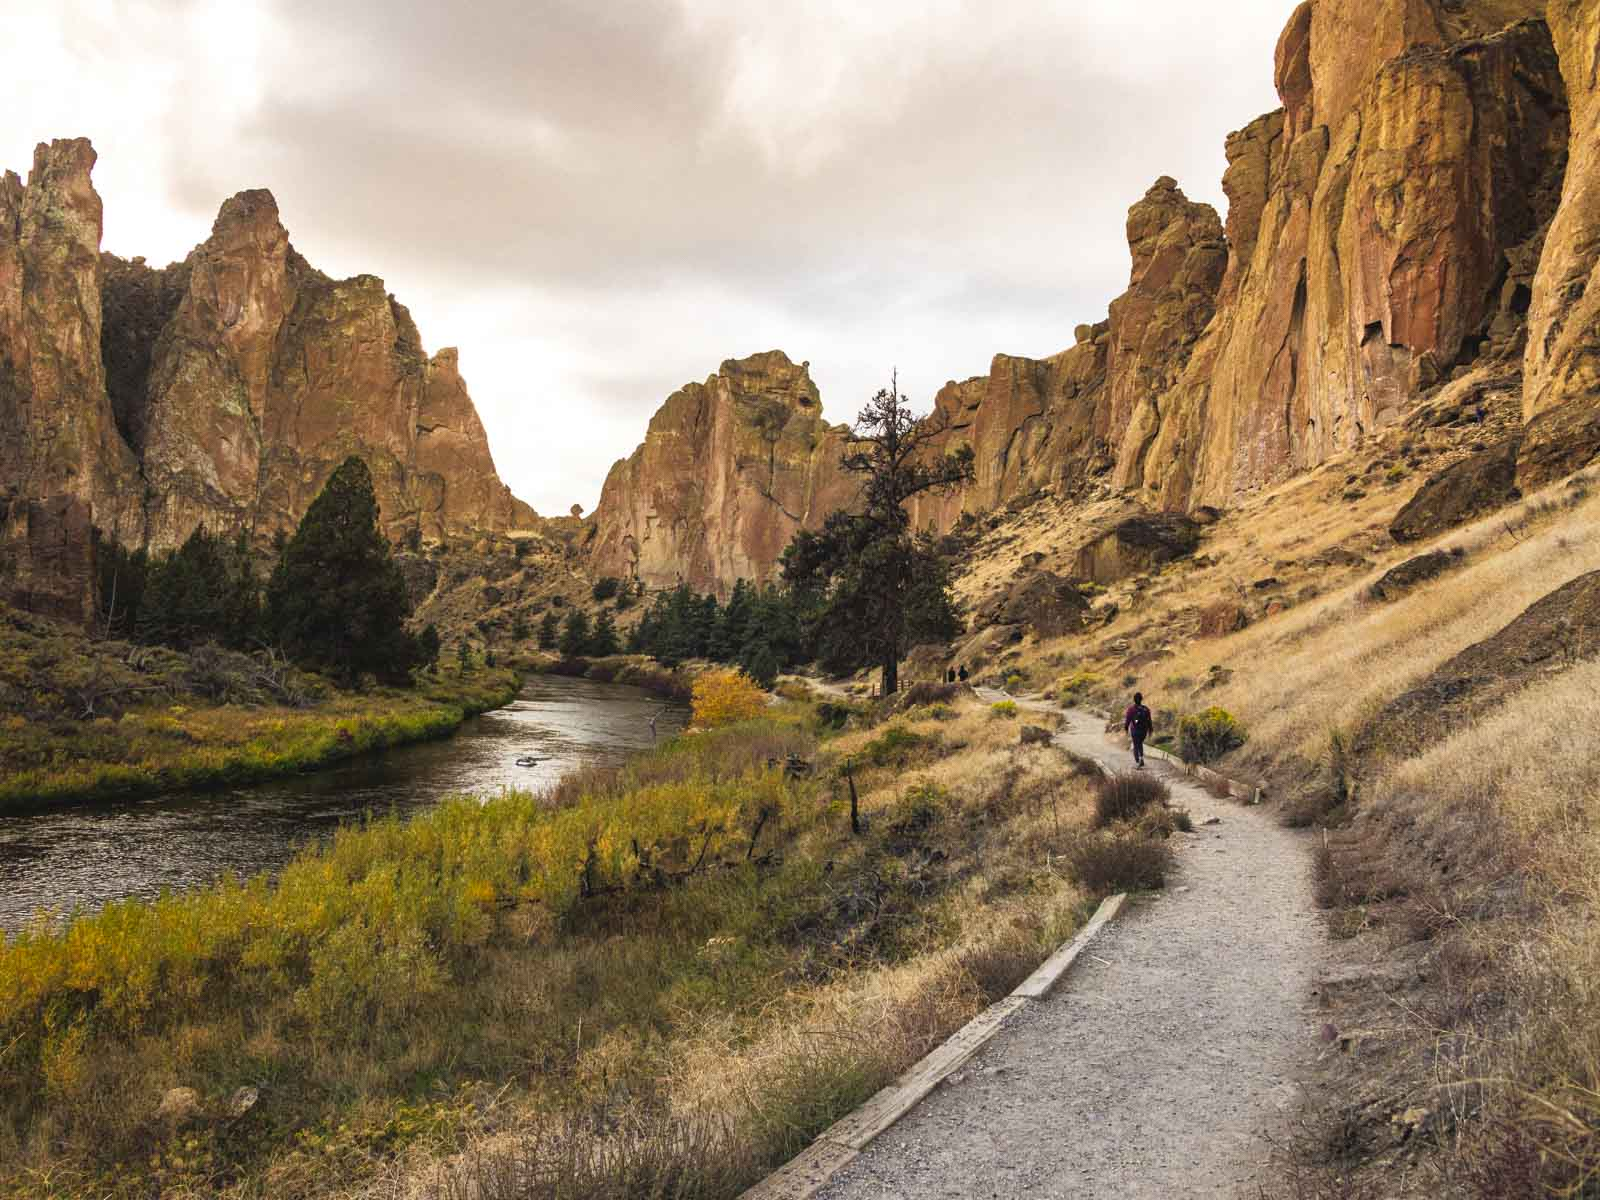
[1055,671,1105,703]
[1092,771,1171,828]
[774,680,815,703]
[859,724,940,769]
[989,700,1018,720]
[690,669,767,728]
[1065,832,1173,893]
[592,576,623,602]
[815,701,861,732]
[1177,706,1246,764]
[898,681,958,709]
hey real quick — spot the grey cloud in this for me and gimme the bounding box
[85,0,1295,512]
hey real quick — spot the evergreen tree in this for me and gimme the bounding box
[588,610,620,657]
[223,530,262,646]
[95,534,147,640]
[265,456,422,684]
[138,525,247,649]
[714,579,754,660]
[781,377,973,693]
[558,609,591,658]
[418,623,441,669]
[538,610,561,649]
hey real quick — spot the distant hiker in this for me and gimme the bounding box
[946,668,957,683]
[957,664,969,682]
[649,708,661,741]
[1124,692,1153,768]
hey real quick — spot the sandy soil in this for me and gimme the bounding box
[818,699,1325,1199]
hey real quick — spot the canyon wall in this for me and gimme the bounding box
[0,139,532,621]
[593,0,1600,592]
[588,351,856,594]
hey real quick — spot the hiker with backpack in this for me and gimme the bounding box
[1124,691,1153,768]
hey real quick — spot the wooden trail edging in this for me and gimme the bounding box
[739,892,1126,1200]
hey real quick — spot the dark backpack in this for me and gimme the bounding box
[1131,705,1152,738]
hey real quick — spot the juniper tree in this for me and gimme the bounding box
[782,376,973,694]
[538,610,560,649]
[265,456,422,684]
[558,609,591,658]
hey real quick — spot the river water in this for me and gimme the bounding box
[0,674,688,933]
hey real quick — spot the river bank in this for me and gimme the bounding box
[0,603,520,815]
[0,673,690,928]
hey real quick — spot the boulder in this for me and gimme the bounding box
[1197,602,1249,638]
[1075,513,1201,584]
[156,1086,201,1126]
[1514,397,1600,495]
[1357,570,1600,758]
[1390,439,1522,543]
[993,571,1092,638]
[1369,550,1457,601]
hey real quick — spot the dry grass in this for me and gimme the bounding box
[1292,658,1600,1195]
[1153,477,1600,774]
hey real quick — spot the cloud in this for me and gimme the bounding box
[2,0,1293,514]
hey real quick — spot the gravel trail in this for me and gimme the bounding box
[817,701,1324,1199]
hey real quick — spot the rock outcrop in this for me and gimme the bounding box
[0,138,533,620]
[588,352,855,594]
[1390,438,1523,543]
[129,190,533,550]
[1074,512,1203,585]
[0,140,142,620]
[1144,0,1568,510]
[1524,0,1600,421]
[1358,569,1600,758]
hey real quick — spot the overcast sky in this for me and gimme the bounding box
[5,0,1290,515]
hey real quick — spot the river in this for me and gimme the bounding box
[0,674,688,933]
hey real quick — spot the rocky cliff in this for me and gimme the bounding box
[1,139,533,621]
[588,351,855,594]
[592,0,1600,594]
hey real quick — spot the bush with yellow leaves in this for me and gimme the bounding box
[690,668,767,728]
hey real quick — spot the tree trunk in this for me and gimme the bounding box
[882,654,898,695]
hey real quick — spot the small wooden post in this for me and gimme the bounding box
[845,758,861,835]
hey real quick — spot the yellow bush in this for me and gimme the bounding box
[690,669,767,728]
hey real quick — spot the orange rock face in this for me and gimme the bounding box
[593,0,1591,594]
[1524,0,1600,421]
[589,351,855,595]
[135,190,532,550]
[1146,0,1565,510]
[0,140,141,619]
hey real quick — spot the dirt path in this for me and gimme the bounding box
[817,697,1324,1199]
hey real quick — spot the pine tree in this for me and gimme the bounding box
[558,609,591,658]
[538,610,561,649]
[139,525,237,649]
[588,610,620,657]
[265,456,422,684]
[418,623,441,669]
[781,377,973,693]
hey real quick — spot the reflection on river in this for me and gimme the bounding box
[0,674,688,932]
